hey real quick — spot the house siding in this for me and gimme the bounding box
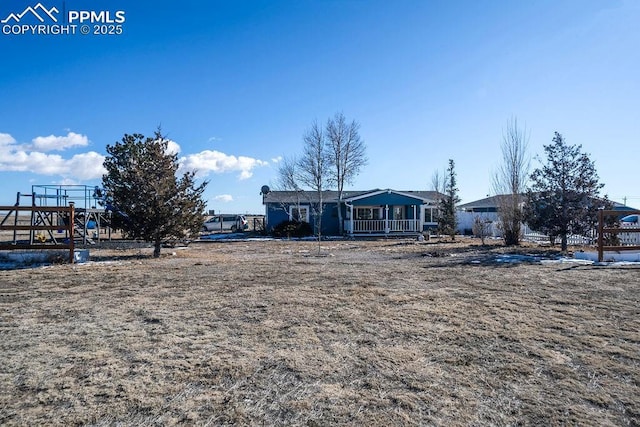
[265,202,342,236]
[266,204,292,230]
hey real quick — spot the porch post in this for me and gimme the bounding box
[385,205,389,234]
[350,204,353,234]
[413,205,417,231]
[419,204,425,232]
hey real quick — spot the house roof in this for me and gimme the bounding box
[458,195,514,211]
[263,189,442,204]
[343,189,441,203]
[459,194,634,211]
[263,190,357,204]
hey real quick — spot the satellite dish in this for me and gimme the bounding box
[260,185,270,195]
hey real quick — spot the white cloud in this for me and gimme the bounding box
[0,150,105,178]
[213,194,233,203]
[179,150,268,180]
[271,156,283,164]
[30,131,89,152]
[0,133,16,146]
[66,152,107,179]
[0,132,105,180]
[0,133,17,158]
[56,178,80,186]
[0,132,266,185]
[164,139,181,156]
[153,137,181,156]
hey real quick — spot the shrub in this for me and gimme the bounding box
[272,220,313,238]
[472,216,492,245]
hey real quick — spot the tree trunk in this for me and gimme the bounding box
[317,210,322,255]
[504,222,521,246]
[561,234,568,252]
[337,198,343,235]
[153,239,162,258]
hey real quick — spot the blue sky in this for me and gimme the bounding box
[1,0,638,213]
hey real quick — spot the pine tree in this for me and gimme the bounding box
[524,132,604,251]
[437,159,461,240]
[102,130,207,257]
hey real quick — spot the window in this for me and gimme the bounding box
[355,207,382,220]
[355,207,371,220]
[424,207,437,223]
[289,205,309,223]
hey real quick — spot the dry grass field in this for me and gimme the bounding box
[1,238,639,426]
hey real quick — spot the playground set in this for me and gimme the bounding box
[0,185,117,263]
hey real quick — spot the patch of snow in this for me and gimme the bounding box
[199,232,247,241]
[494,254,542,263]
[540,258,593,265]
[574,251,640,263]
[74,249,89,263]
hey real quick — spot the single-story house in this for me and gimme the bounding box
[457,194,636,235]
[458,195,514,214]
[456,195,511,234]
[263,189,442,236]
[459,194,635,214]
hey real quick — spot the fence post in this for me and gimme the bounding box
[597,208,604,263]
[69,202,75,264]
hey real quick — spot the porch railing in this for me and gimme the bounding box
[348,219,421,233]
[389,219,420,232]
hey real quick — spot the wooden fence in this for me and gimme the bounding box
[597,209,640,262]
[0,203,75,263]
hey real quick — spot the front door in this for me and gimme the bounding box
[393,206,405,220]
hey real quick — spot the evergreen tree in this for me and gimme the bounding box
[437,159,460,240]
[102,130,207,257]
[524,132,604,251]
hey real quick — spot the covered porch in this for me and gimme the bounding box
[343,190,437,236]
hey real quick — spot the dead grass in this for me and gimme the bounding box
[1,238,639,425]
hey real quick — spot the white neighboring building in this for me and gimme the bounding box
[456,195,504,236]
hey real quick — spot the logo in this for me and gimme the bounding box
[2,2,126,36]
[1,3,58,23]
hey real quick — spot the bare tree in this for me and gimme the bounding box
[297,121,331,248]
[274,155,303,221]
[431,169,445,193]
[277,156,300,193]
[326,112,367,234]
[492,117,530,246]
[472,215,492,245]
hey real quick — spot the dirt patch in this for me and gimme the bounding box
[1,238,638,425]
